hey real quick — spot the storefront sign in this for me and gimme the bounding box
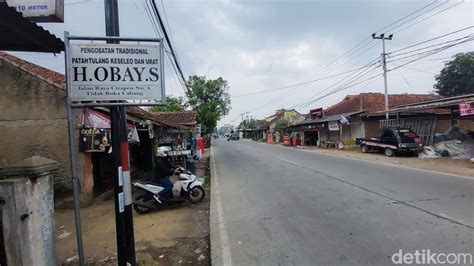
[459,102,473,116]
[6,0,63,22]
[69,43,163,102]
[328,121,339,131]
[79,128,111,152]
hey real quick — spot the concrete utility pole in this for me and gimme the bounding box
[372,33,393,120]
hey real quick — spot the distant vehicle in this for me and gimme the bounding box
[360,127,423,157]
[227,133,239,141]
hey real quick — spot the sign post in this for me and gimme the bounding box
[64,32,164,266]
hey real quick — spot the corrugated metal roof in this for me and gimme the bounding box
[0,3,64,53]
[294,111,364,126]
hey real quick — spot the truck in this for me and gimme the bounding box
[360,127,423,157]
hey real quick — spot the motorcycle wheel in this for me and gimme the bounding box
[133,195,152,214]
[188,186,205,204]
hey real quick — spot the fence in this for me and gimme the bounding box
[380,117,437,146]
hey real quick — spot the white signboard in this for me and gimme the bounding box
[6,0,63,22]
[328,121,340,131]
[69,43,163,102]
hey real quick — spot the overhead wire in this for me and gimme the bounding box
[242,0,451,115]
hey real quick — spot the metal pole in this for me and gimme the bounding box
[382,38,389,120]
[104,0,135,266]
[64,31,85,266]
[104,0,136,265]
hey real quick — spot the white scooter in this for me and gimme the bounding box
[132,166,205,214]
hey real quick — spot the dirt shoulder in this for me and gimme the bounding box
[55,152,211,265]
[294,146,473,178]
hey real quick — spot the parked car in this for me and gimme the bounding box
[360,127,423,157]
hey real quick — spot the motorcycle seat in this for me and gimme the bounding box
[136,180,164,187]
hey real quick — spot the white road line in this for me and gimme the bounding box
[211,147,233,266]
[266,143,474,180]
[274,155,304,167]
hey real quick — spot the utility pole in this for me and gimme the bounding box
[372,33,393,120]
[104,0,136,265]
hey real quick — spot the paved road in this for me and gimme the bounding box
[210,139,473,265]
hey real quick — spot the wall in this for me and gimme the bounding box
[364,119,381,138]
[435,117,474,133]
[0,60,89,198]
[0,171,55,265]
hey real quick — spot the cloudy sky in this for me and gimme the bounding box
[11,0,473,126]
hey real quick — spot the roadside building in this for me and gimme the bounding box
[386,93,474,144]
[0,52,195,203]
[289,93,440,148]
[256,109,305,142]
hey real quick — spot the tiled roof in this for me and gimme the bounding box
[151,111,198,129]
[0,51,65,90]
[324,93,439,116]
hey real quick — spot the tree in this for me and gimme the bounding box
[434,52,474,97]
[186,76,231,134]
[150,97,186,112]
[273,118,288,133]
[238,119,262,130]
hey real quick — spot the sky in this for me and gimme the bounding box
[9,0,474,127]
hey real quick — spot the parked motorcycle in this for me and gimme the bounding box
[132,166,205,214]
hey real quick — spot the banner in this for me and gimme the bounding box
[459,102,473,116]
[69,43,163,101]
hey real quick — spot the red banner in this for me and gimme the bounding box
[459,102,473,116]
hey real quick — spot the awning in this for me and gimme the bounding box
[0,2,64,53]
[81,108,140,143]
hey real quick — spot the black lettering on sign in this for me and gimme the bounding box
[110,67,121,81]
[94,67,108,82]
[149,67,159,82]
[133,67,145,81]
[73,67,87,81]
[122,68,135,82]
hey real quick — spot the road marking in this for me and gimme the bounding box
[210,147,233,266]
[273,155,303,167]
[262,142,474,180]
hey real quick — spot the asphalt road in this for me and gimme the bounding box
[210,138,474,265]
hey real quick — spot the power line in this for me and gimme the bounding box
[381,0,449,34]
[150,0,192,101]
[310,0,445,80]
[232,62,381,98]
[143,0,190,100]
[389,26,473,54]
[262,0,448,108]
[388,34,473,59]
[392,0,466,35]
[388,37,474,72]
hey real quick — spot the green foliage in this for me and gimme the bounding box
[274,117,288,133]
[186,76,231,133]
[434,52,474,97]
[238,119,262,130]
[150,97,186,112]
